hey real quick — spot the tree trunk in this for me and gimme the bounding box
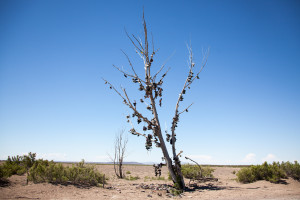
[119,161,123,178]
[149,94,185,190]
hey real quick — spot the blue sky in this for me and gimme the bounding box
[0,0,299,165]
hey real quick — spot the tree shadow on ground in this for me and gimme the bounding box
[185,183,241,192]
[186,183,225,191]
[275,179,288,185]
[50,182,96,189]
[0,179,10,187]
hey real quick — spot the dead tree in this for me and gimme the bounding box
[109,129,128,179]
[103,12,208,190]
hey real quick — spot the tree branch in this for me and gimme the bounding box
[120,50,140,79]
[103,78,151,126]
[178,103,194,115]
[142,11,149,63]
[125,28,143,53]
[122,87,151,125]
[155,67,170,84]
[128,118,147,138]
[102,78,127,102]
[170,46,208,162]
[185,156,202,178]
[132,34,144,51]
[112,64,146,84]
[153,50,175,81]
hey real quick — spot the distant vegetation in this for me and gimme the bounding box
[237,161,300,183]
[0,153,106,187]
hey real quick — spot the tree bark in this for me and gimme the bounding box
[149,94,183,189]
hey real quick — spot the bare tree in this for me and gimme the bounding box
[109,129,128,179]
[103,12,208,190]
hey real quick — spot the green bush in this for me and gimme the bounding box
[1,153,107,187]
[181,164,214,180]
[0,165,9,179]
[2,156,25,177]
[0,152,36,179]
[28,159,106,186]
[280,161,300,181]
[236,167,256,183]
[125,175,140,180]
[144,176,165,181]
[237,161,289,183]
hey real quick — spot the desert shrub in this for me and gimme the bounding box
[280,161,300,181]
[144,176,165,181]
[155,176,165,180]
[23,152,36,170]
[67,160,106,186]
[125,175,140,180]
[2,156,25,176]
[237,162,287,183]
[28,159,105,186]
[126,171,131,174]
[0,153,36,178]
[236,167,256,183]
[181,164,214,180]
[0,165,9,179]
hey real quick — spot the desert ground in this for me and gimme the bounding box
[1,164,300,200]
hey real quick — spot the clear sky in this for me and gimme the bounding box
[1,0,299,165]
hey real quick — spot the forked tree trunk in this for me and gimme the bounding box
[149,93,184,189]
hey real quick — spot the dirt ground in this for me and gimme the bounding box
[1,164,300,200]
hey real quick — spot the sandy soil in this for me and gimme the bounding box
[1,165,300,199]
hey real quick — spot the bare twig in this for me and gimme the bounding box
[142,11,149,63]
[151,32,154,55]
[132,34,144,51]
[102,78,127,101]
[125,28,143,53]
[112,65,134,78]
[153,50,175,81]
[179,103,194,115]
[155,67,170,84]
[185,48,209,88]
[120,50,139,79]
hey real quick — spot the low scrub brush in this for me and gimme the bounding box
[168,164,214,182]
[28,159,106,186]
[0,152,36,179]
[237,161,300,183]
